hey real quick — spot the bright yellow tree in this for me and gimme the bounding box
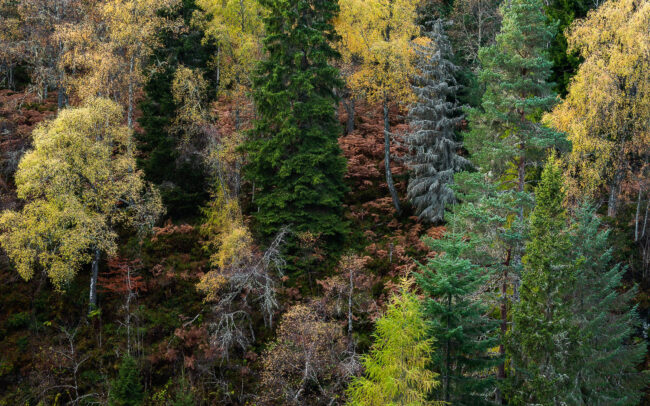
[0,98,164,310]
[545,0,650,217]
[336,0,422,213]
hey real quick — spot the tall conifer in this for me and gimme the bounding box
[416,232,500,405]
[245,0,348,259]
[404,20,469,223]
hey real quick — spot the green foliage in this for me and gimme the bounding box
[506,155,578,404]
[464,0,566,188]
[416,232,500,405]
[545,0,596,96]
[137,0,217,217]
[244,0,348,265]
[109,355,144,406]
[346,279,443,406]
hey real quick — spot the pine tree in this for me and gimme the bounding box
[346,279,443,406]
[109,355,144,406]
[404,20,470,223]
[415,232,500,405]
[461,0,566,389]
[561,204,648,405]
[245,0,348,258]
[465,0,565,195]
[506,155,578,404]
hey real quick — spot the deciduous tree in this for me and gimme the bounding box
[346,279,443,406]
[0,98,163,311]
[545,0,650,218]
[336,0,421,213]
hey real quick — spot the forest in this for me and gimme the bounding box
[0,0,648,404]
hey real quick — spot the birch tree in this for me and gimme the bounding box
[0,98,163,311]
[336,0,421,214]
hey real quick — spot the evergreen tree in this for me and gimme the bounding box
[346,279,443,406]
[137,0,217,217]
[561,204,648,405]
[465,0,565,196]
[245,0,348,258]
[109,355,144,406]
[461,0,565,389]
[545,0,596,96]
[506,155,578,404]
[404,20,470,223]
[415,232,500,405]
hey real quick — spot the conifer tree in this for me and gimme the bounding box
[404,20,469,223]
[346,279,443,406]
[109,355,144,406]
[245,0,348,257]
[561,205,647,405]
[506,155,578,404]
[465,0,565,196]
[416,232,500,405]
[461,0,565,388]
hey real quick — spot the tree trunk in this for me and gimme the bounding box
[127,56,135,129]
[343,96,355,134]
[607,166,624,218]
[496,249,511,404]
[383,98,401,214]
[89,248,101,312]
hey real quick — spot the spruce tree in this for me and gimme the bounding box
[109,355,145,406]
[346,279,443,406]
[404,20,470,223]
[562,204,647,405]
[416,232,501,405]
[245,0,348,259]
[506,156,578,405]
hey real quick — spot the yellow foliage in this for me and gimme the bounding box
[545,0,650,203]
[0,98,163,290]
[335,0,422,104]
[195,0,265,97]
[198,186,254,301]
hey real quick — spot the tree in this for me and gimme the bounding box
[346,279,443,406]
[462,0,565,388]
[0,98,163,311]
[506,155,578,404]
[109,355,144,406]
[259,304,352,405]
[245,0,348,259]
[195,0,264,100]
[415,232,500,405]
[336,0,421,214]
[60,0,178,128]
[403,20,470,223]
[137,0,217,216]
[545,0,650,218]
[561,204,647,405]
[465,0,564,197]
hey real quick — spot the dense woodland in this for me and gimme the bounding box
[0,0,648,404]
